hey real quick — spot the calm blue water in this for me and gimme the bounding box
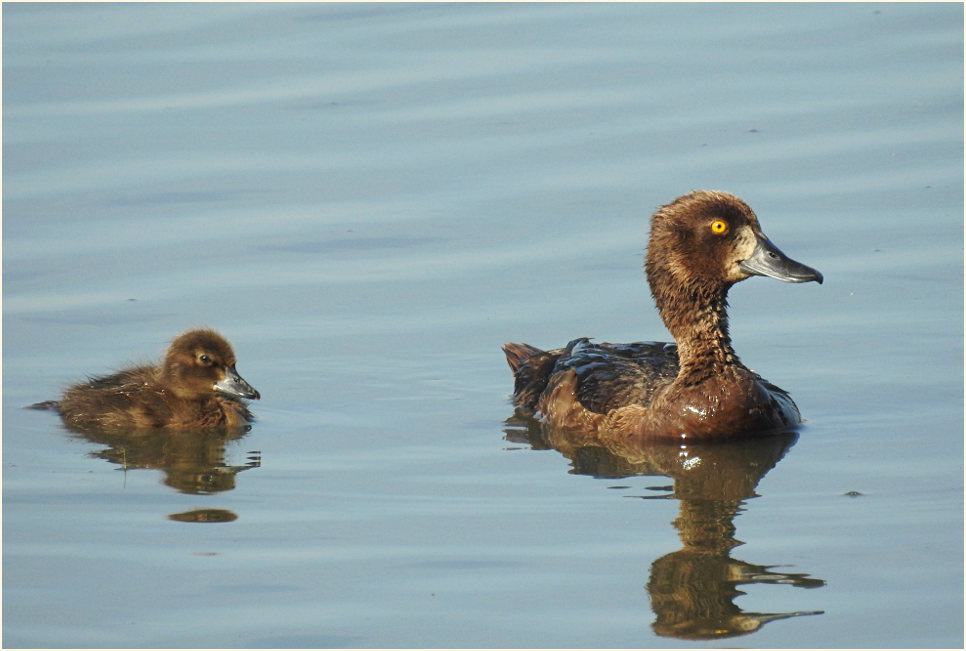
[3,3,963,648]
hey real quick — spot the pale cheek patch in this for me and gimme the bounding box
[729,226,757,279]
[734,226,757,258]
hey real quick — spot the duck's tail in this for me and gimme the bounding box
[26,400,60,411]
[502,342,544,373]
[502,342,561,411]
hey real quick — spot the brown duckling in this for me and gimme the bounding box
[503,190,823,440]
[46,329,259,431]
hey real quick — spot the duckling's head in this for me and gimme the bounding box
[162,329,260,401]
[645,190,823,303]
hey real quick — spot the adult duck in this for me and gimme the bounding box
[503,190,822,440]
[41,329,260,431]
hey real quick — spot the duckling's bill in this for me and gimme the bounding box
[214,366,260,400]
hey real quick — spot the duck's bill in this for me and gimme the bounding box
[738,234,823,284]
[215,366,261,400]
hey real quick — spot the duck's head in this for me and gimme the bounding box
[645,190,823,301]
[162,329,260,401]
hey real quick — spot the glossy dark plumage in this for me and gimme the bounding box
[503,190,822,440]
[43,329,260,431]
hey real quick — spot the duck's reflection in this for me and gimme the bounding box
[168,508,239,523]
[68,425,260,496]
[505,415,824,640]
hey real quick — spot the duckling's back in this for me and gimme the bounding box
[58,366,167,430]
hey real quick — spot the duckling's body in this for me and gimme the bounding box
[51,329,259,431]
[504,190,822,440]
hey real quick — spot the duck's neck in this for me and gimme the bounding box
[658,284,744,379]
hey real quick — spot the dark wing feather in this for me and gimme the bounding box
[505,339,681,416]
[557,340,680,414]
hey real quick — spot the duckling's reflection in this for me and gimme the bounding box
[67,425,260,496]
[505,415,824,640]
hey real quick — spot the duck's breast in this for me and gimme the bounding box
[645,370,802,439]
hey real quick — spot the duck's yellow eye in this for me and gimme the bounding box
[710,219,729,235]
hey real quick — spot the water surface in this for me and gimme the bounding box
[3,3,963,648]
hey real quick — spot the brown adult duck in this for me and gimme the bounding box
[43,329,259,431]
[503,190,822,440]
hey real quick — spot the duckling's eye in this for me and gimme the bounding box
[198,354,212,366]
[710,219,729,235]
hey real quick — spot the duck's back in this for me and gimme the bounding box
[504,338,679,415]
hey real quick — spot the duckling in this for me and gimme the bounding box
[44,329,259,431]
[503,190,823,440]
